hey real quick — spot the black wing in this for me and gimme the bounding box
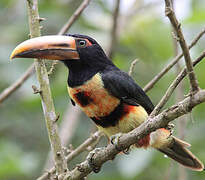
[101,69,154,114]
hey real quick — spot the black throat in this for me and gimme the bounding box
[63,60,103,87]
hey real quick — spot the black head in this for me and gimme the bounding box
[63,34,113,70]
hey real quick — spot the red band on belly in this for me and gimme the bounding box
[136,134,150,148]
[120,104,135,120]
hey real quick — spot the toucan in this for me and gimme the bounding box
[10,34,204,171]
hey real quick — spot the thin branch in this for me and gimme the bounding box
[43,106,81,170]
[0,0,91,104]
[119,1,161,36]
[66,131,103,162]
[128,59,139,76]
[165,0,199,92]
[26,0,67,176]
[143,27,205,93]
[0,64,35,104]
[107,0,121,59]
[150,51,205,117]
[60,107,81,147]
[58,0,91,35]
[63,89,205,180]
[38,131,103,180]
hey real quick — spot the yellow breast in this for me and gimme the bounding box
[67,73,120,117]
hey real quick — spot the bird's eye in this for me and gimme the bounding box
[78,40,86,47]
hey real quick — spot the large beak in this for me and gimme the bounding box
[10,35,79,60]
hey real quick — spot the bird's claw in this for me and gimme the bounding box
[166,123,175,138]
[111,133,123,150]
[166,123,175,130]
[111,133,129,154]
[122,147,130,155]
[86,148,102,173]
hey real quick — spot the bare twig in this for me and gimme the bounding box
[43,106,81,170]
[58,0,91,35]
[66,131,103,162]
[59,107,81,147]
[38,131,103,180]
[63,89,205,180]
[128,59,139,76]
[32,84,42,94]
[165,0,199,92]
[26,0,67,176]
[143,27,205,93]
[0,64,35,104]
[107,0,121,59]
[47,61,58,76]
[150,51,205,116]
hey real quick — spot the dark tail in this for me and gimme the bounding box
[158,136,204,171]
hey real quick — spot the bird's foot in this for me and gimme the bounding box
[166,123,175,130]
[86,147,102,173]
[122,147,130,155]
[110,133,123,151]
[110,133,129,154]
[166,123,175,138]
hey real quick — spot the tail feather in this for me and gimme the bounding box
[158,136,204,171]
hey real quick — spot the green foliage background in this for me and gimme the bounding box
[0,0,205,179]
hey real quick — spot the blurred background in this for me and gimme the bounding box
[0,0,205,179]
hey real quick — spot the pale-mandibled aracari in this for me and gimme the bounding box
[10,34,204,171]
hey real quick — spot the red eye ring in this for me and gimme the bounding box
[86,39,92,46]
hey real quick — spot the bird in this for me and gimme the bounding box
[10,34,204,171]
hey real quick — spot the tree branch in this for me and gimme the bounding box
[143,27,205,93]
[165,0,199,92]
[128,58,139,76]
[150,51,205,116]
[58,0,91,35]
[43,106,81,170]
[0,64,35,104]
[26,0,67,177]
[38,131,103,180]
[64,89,205,180]
[107,0,121,59]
